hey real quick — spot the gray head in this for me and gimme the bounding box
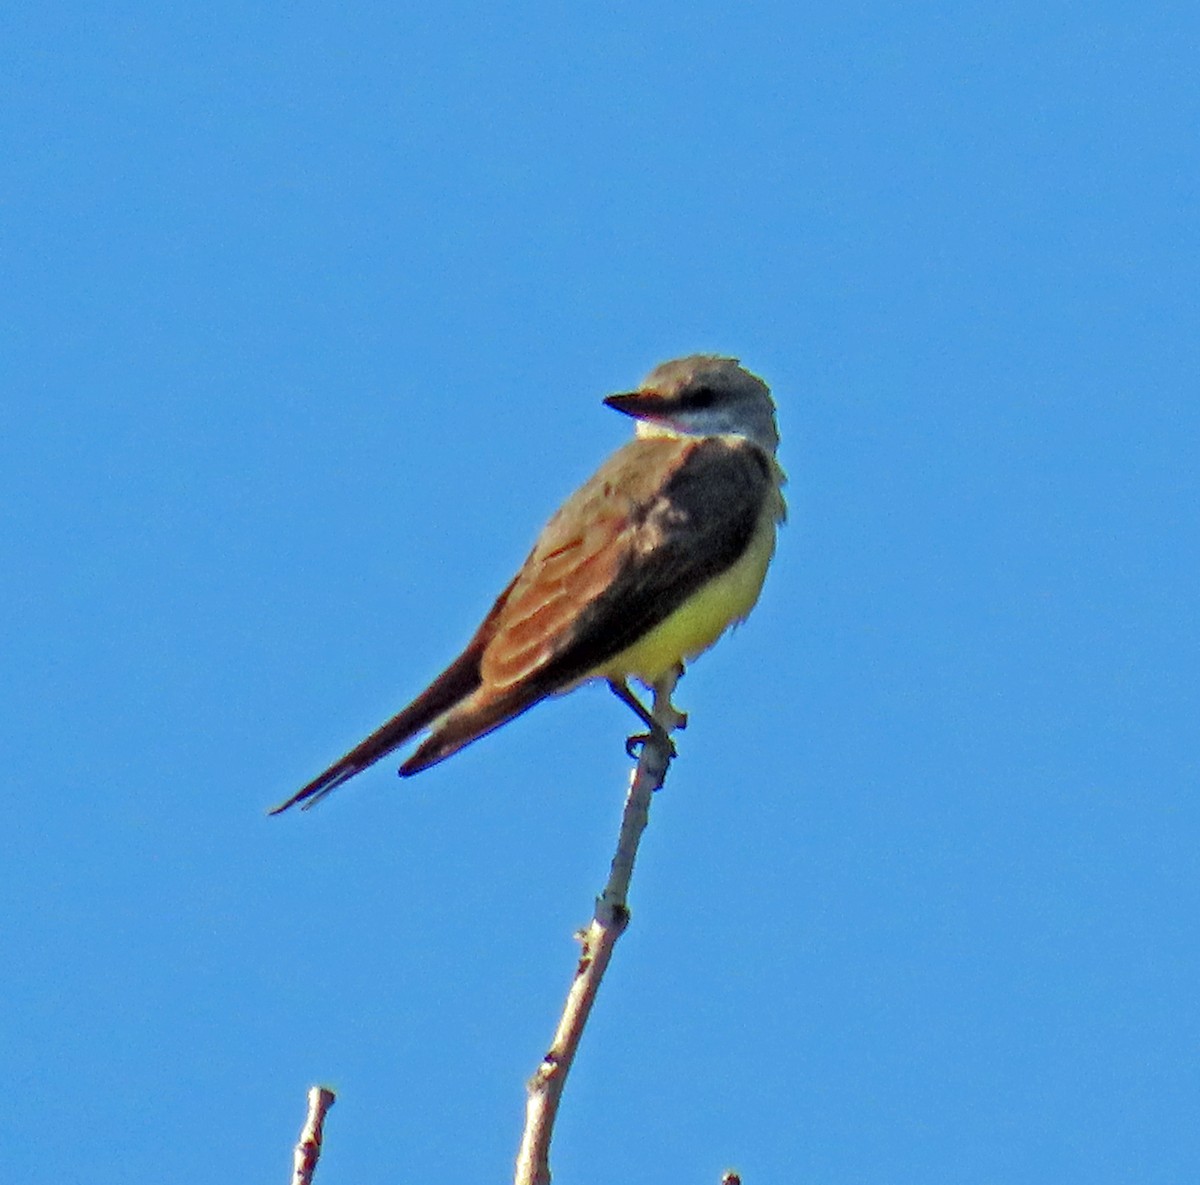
[603,355,780,454]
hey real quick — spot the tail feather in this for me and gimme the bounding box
[397,692,541,777]
[270,649,481,814]
[271,578,522,814]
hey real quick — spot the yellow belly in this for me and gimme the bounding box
[597,511,778,684]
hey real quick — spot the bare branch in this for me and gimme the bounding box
[514,668,684,1185]
[288,1085,336,1185]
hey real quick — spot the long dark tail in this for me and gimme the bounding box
[268,649,483,813]
[269,580,520,814]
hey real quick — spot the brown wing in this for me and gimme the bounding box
[400,434,776,772]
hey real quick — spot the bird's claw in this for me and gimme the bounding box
[625,726,678,760]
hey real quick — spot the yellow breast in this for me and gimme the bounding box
[597,507,780,685]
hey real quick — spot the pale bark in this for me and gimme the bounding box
[514,669,685,1185]
[287,1085,335,1185]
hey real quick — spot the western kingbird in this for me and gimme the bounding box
[270,354,784,813]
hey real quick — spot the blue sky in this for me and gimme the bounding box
[3,3,1197,1182]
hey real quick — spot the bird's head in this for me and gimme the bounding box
[604,355,779,454]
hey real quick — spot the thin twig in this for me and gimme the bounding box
[288,1085,336,1185]
[514,668,685,1185]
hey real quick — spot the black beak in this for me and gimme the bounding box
[603,391,656,418]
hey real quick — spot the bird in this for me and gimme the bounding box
[270,355,785,813]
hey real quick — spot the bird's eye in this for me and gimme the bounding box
[688,385,717,409]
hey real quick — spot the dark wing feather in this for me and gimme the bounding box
[539,435,777,683]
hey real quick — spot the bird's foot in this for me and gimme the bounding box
[624,723,678,761]
[610,666,688,769]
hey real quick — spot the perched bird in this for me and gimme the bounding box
[271,355,785,813]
